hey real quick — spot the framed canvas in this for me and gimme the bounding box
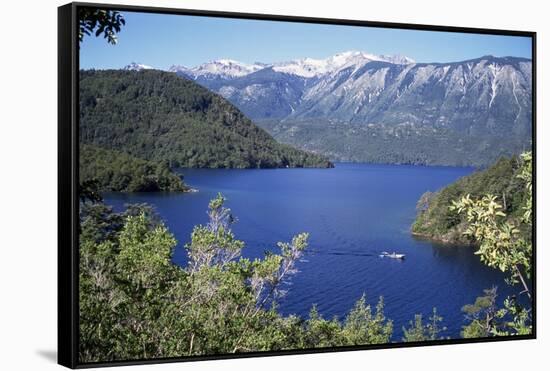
[58,2,536,368]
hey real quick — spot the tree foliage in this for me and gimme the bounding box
[461,288,531,338]
[79,195,396,362]
[80,144,188,192]
[260,118,530,167]
[451,152,532,337]
[402,308,447,342]
[79,70,333,169]
[341,295,393,345]
[79,8,125,45]
[412,155,529,244]
[461,287,499,338]
[450,152,532,294]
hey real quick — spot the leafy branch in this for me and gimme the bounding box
[79,8,125,45]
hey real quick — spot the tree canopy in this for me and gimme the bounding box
[412,155,530,244]
[79,70,333,169]
[78,195,428,362]
[453,152,532,337]
[80,144,188,192]
[79,8,125,45]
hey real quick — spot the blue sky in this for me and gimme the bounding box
[80,10,532,70]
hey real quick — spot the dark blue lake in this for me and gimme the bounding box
[104,163,515,340]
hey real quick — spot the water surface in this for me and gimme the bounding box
[105,163,515,340]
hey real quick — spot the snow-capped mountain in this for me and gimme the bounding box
[123,62,154,71]
[169,59,266,80]
[120,52,532,165]
[272,51,415,78]
[292,56,532,129]
[167,51,415,79]
[162,51,419,119]
[197,55,531,131]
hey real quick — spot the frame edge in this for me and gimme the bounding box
[58,2,78,369]
[61,2,537,368]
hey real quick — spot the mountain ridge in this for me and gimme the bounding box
[121,52,532,167]
[124,52,530,78]
[127,50,419,78]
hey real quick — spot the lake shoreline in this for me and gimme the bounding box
[410,230,477,247]
[104,163,512,340]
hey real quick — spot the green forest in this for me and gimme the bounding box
[412,155,531,244]
[258,118,530,167]
[79,70,333,169]
[79,152,532,362]
[80,144,188,192]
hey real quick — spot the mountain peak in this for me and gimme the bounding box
[168,64,189,73]
[381,54,416,65]
[213,59,243,65]
[183,59,265,79]
[135,51,415,79]
[123,62,154,71]
[272,51,415,77]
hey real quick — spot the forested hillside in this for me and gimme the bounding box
[258,118,530,167]
[412,155,530,243]
[79,70,333,169]
[80,144,188,192]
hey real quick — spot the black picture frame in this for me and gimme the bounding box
[58,2,537,368]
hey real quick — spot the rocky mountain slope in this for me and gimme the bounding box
[126,52,532,166]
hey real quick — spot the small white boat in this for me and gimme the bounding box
[380,251,406,259]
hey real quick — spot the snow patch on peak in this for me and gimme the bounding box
[123,62,154,71]
[190,59,265,78]
[215,59,244,65]
[272,51,415,77]
[168,65,190,73]
[125,51,414,78]
[168,60,266,79]
[488,62,503,108]
[382,54,416,65]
